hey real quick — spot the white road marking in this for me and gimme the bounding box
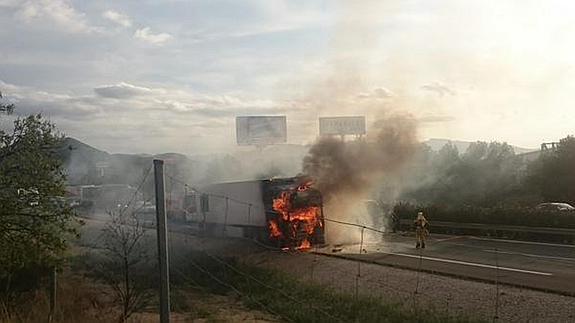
[385,252,553,276]
[482,249,575,262]
[431,236,466,242]
[470,236,575,248]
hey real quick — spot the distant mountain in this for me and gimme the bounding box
[57,137,109,163]
[423,138,537,155]
[57,137,198,187]
[59,136,538,188]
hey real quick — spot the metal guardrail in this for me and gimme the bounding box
[399,219,575,245]
[399,219,575,235]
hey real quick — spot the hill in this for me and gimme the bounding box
[57,137,198,187]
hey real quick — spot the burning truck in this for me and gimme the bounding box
[185,177,325,250]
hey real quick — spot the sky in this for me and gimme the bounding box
[1,0,574,154]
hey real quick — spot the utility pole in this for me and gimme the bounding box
[154,159,171,323]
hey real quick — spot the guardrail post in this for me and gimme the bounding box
[223,197,229,236]
[355,226,365,300]
[494,247,500,321]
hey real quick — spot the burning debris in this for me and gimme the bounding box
[264,178,325,250]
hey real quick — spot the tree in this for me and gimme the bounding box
[528,136,575,203]
[0,91,15,115]
[434,142,460,172]
[401,141,522,207]
[98,209,153,322]
[0,114,77,292]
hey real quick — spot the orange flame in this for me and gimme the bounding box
[268,220,282,238]
[296,239,311,250]
[270,183,321,251]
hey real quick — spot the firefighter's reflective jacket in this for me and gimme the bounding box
[414,212,429,247]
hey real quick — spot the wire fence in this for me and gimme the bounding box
[162,172,575,322]
[85,165,575,322]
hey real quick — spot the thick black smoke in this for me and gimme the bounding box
[303,114,418,202]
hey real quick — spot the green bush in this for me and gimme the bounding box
[393,202,575,229]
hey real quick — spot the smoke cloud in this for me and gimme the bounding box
[293,2,422,243]
[303,114,417,200]
[302,114,418,243]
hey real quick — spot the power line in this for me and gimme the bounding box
[200,248,345,323]
[165,174,265,210]
[118,164,153,217]
[184,255,292,322]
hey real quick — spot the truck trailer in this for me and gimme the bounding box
[185,177,325,249]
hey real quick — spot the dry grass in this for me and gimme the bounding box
[0,260,277,323]
[0,267,118,323]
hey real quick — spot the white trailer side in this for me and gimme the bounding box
[197,180,267,238]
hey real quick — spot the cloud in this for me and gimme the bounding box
[0,80,100,120]
[13,0,95,33]
[94,82,154,99]
[134,27,173,45]
[0,79,309,153]
[421,82,455,97]
[357,87,394,99]
[153,94,291,117]
[102,10,132,28]
[1,79,291,123]
[0,0,20,7]
[418,114,456,123]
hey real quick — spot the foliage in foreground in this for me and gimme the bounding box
[173,251,477,323]
[100,210,154,322]
[0,114,77,293]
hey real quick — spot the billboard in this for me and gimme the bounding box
[236,116,287,145]
[319,116,366,136]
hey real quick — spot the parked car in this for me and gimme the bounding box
[535,202,575,211]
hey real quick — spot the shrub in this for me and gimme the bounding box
[393,202,575,228]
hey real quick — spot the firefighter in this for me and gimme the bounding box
[414,211,429,249]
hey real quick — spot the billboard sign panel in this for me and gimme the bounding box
[319,116,366,135]
[236,116,287,145]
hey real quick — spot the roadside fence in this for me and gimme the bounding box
[79,166,575,323]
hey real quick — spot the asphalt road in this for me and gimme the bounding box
[318,232,575,295]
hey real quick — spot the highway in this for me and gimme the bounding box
[318,233,575,296]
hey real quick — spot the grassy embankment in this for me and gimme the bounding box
[1,249,480,323]
[173,251,480,323]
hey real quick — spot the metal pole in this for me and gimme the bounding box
[153,159,171,323]
[355,226,364,300]
[48,266,56,323]
[201,194,207,232]
[223,197,229,236]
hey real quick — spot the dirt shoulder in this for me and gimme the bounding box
[178,234,575,323]
[243,246,575,323]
